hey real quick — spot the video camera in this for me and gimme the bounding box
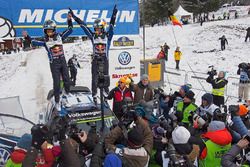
[207,65,217,76]
[238,62,250,71]
[189,111,206,128]
[96,56,110,88]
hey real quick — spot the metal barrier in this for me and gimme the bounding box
[163,68,240,103]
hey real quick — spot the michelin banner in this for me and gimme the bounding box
[0,0,139,37]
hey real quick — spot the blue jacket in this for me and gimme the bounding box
[231,116,248,137]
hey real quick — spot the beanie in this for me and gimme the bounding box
[17,133,32,150]
[185,90,195,100]
[119,77,126,83]
[202,93,213,105]
[207,121,225,132]
[140,74,149,81]
[127,126,144,147]
[181,85,191,93]
[239,104,248,116]
[172,126,191,144]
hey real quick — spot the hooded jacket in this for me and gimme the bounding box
[200,128,232,159]
[5,148,27,167]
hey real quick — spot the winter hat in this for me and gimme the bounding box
[16,133,32,150]
[185,90,195,100]
[181,85,191,93]
[172,126,191,144]
[207,121,225,132]
[127,125,144,147]
[119,77,126,83]
[239,104,248,116]
[202,93,213,105]
[140,74,149,81]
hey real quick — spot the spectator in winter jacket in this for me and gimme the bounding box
[163,43,170,61]
[175,90,197,128]
[196,93,221,123]
[198,121,232,167]
[170,126,200,165]
[107,77,133,120]
[130,74,153,105]
[237,62,250,102]
[68,54,80,86]
[161,84,192,118]
[245,27,250,42]
[5,133,32,167]
[174,46,182,69]
[156,46,166,60]
[22,30,32,51]
[221,136,250,167]
[23,124,82,167]
[105,117,153,167]
[230,105,249,140]
[206,71,228,107]
[219,35,228,51]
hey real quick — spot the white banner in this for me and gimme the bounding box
[109,35,141,87]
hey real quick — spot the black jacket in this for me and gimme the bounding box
[219,37,228,45]
[206,75,228,89]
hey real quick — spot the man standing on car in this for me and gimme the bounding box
[69,6,118,101]
[32,15,73,111]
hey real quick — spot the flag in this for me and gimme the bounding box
[168,10,182,27]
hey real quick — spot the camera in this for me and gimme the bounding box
[207,65,217,76]
[96,56,110,88]
[189,111,206,128]
[165,143,189,167]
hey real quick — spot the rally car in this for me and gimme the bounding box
[39,86,117,135]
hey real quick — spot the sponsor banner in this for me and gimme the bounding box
[0,0,139,37]
[109,35,141,87]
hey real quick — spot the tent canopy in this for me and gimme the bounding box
[174,5,193,23]
[174,5,193,17]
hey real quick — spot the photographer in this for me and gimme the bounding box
[105,113,153,167]
[196,93,220,123]
[175,90,198,128]
[106,77,133,120]
[160,84,192,119]
[206,70,228,107]
[229,105,249,141]
[221,136,250,167]
[237,62,250,102]
[198,121,232,167]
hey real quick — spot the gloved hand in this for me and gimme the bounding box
[68,8,74,17]
[31,124,48,150]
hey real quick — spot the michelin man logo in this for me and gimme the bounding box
[118,51,131,65]
[0,16,16,38]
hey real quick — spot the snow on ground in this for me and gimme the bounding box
[0,16,250,123]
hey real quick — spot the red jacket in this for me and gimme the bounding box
[107,86,133,116]
[157,50,165,59]
[200,128,232,159]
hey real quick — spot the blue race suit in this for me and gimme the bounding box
[32,20,73,103]
[72,6,117,96]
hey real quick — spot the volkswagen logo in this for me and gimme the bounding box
[118,51,131,65]
[0,147,11,166]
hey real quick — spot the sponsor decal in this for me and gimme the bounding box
[112,73,138,79]
[113,36,134,46]
[118,51,131,65]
